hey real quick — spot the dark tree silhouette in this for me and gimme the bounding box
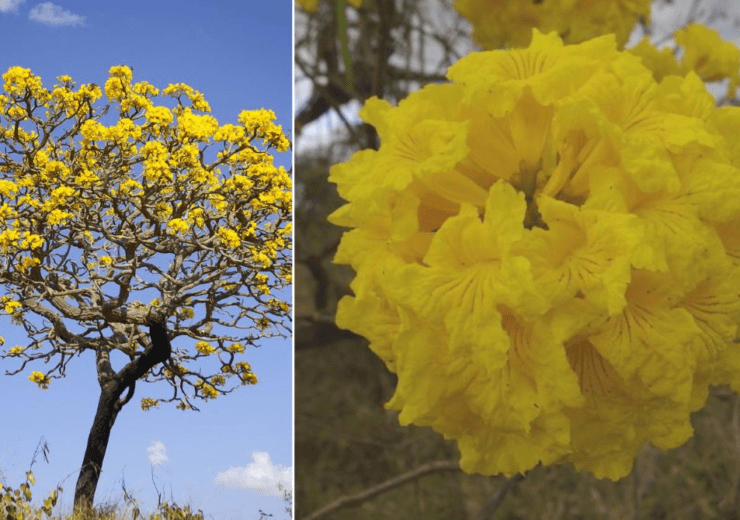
[73,317,173,512]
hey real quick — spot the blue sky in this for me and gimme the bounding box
[0,1,293,520]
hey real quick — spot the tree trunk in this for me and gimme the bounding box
[73,383,132,513]
[73,319,172,512]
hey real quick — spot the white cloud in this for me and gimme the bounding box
[28,2,84,27]
[214,452,293,498]
[0,0,25,13]
[147,441,169,467]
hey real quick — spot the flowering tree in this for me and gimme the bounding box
[0,65,292,511]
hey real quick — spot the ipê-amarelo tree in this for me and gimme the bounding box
[0,65,292,512]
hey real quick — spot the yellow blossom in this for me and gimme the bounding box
[141,397,160,411]
[296,0,363,12]
[216,227,241,248]
[29,371,49,389]
[454,0,651,50]
[104,65,133,101]
[20,233,44,250]
[179,307,195,319]
[227,343,245,353]
[195,341,217,355]
[4,301,21,314]
[167,218,190,235]
[196,380,220,398]
[3,67,44,96]
[0,181,17,199]
[80,120,109,142]
[178,109,218,141]
[630,23,740,99]
[47,209,73,226]
[296,0,320,11]
[0,228,20,251]
[330,29,740,481]
[17,256,40,273]
[145,105,174,126]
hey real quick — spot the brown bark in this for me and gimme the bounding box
[73,319,172,512]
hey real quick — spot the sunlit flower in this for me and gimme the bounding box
[329,30,740,480]
[29,371,50,389]
[195,341,217,355]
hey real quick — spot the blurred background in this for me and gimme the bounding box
[294,1,740,518]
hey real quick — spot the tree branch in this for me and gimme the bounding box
[303,461,461,520]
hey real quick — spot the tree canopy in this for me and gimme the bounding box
[0,65,292,411]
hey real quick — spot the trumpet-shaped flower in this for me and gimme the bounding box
[329,30,740,480]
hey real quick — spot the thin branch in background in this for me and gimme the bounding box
[474,474,525,520]
[303,460,462,520]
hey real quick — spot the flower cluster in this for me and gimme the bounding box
[454,0,651,50]
[330,30,740,480]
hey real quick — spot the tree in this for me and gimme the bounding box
[0,65,292,512]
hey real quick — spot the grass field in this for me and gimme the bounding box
[0,465,291,520]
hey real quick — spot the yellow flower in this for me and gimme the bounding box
[0,228,20,251]
[195,341,217,355]
[166,218,190,235]
[227,343,245,353]
[330,29,740,481]
[17,256,40,273]
[145,105,174,126]
[3,67,44,96]
[297,0,363,12]
[141,397,160,411]
[454,0,651,50]
[0,180,18,198]
[47,209,73,226]
[296,0,320,11]
[29,371,50,389]
[177,109,218,141]
[20,233,44,250]
[4,301,21,314]
[216,227,241,248]
[630,23,740,99]
[104,65,133,100]
[196,380,220,399]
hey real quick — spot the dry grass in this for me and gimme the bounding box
[0,465,287,520]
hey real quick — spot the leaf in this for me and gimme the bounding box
[21,482,31,501]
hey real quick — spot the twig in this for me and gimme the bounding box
[474,474,525,520]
